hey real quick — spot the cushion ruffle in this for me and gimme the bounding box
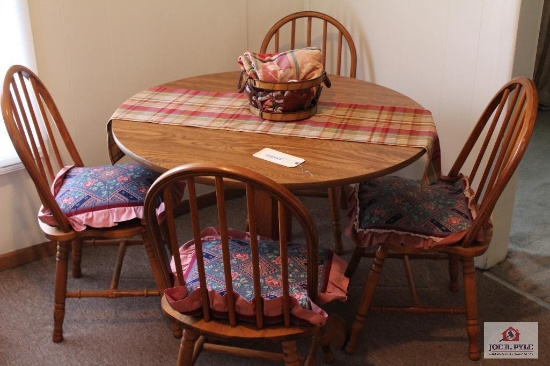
[164,227,348,326]
[38,163,178,231]
[346,175,491,249]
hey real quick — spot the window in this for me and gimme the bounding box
[0,0,37,174]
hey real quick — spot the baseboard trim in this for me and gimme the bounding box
[0,189,245,272]
[0,240,57,271]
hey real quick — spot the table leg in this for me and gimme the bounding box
[253,190,292,240]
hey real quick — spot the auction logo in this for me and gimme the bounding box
[484,322,538,359]
[500,326,520,342]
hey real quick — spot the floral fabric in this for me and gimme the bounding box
[347,175,488,249]
[164,227,349,326]
[38,163,161,231]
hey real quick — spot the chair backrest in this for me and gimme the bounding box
[260,11,357,78]
[2,64,82,232]
[143,163,319,329]
[448,77,538,246]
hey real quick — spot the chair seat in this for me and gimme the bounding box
[162,296,313,340]
[348,175,489,249]
[164,227,348,326]
[38,163,161,231]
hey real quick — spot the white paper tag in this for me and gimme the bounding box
[253,148,304,168]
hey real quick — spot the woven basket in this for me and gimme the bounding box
[237,71,331,122]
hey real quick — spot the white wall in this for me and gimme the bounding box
[308,0,542,267]
[0,0,541,266]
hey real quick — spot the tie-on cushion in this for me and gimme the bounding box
[164,227,349,326]
[38,163,162,231]
[347,175,486,249]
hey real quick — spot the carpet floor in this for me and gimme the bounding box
[1,193,548,365]
[1,112,549,365]
[488,109,550,306]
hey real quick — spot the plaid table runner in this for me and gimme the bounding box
[110,86,441,183]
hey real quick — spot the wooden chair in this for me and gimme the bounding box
[260,11,358,255]
[343,77,538,361]
[143,163,348,365]
[1,65,167,342]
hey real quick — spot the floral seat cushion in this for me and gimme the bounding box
[38,163,162,231]
[164,227,349,326]
[347,175,488,249]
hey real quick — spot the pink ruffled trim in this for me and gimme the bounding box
[37,164,150,231]
[38,205,145,231]
[165,227,348,326]
[345,175,490,249]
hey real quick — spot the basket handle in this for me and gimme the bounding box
[322,72,331,88]
[237,71,249,93]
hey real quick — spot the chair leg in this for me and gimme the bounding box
[304,328,321,366]
[328,187,343,254]
[309,324,337,365]
[110,241,127,289]
[142,230,172,292]
[177,329,199,366]
[344,246,365,279]
[170,320,183,338]
[281,340,301,366]
[448,254,459,292]
[462,257,481,361]
[402,254,420,305]
[191,335,206,365]
[71,238,82,278]
[53,241,70,343]
[345,245,388,354]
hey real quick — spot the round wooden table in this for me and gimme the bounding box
[111,71,424,188]
[110,71,426,237]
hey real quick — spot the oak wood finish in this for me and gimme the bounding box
[344,77,538,361]
[143,163,334,365]
[1,65,165,343]
[111,71,425,241]
[260,11,359,253]
[260,11,358,78]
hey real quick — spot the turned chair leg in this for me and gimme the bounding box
[53,241,70,343]
[402,254,421,305]
[177,329,199,366]
[142,231,171,294]
[448,254,460,292]
[281,340,301,366]
[304,328,320,366]
[71,239,82,278]
[345,245,388,354]
[169,320,183,338]
[319,333,335,364]
[462,257,481,361]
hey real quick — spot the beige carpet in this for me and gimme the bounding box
[488,110,550,306]
[0,193,549,365]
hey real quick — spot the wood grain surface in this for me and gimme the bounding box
[111,71,424,189]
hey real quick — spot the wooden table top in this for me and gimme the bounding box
[111,71,425,190]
